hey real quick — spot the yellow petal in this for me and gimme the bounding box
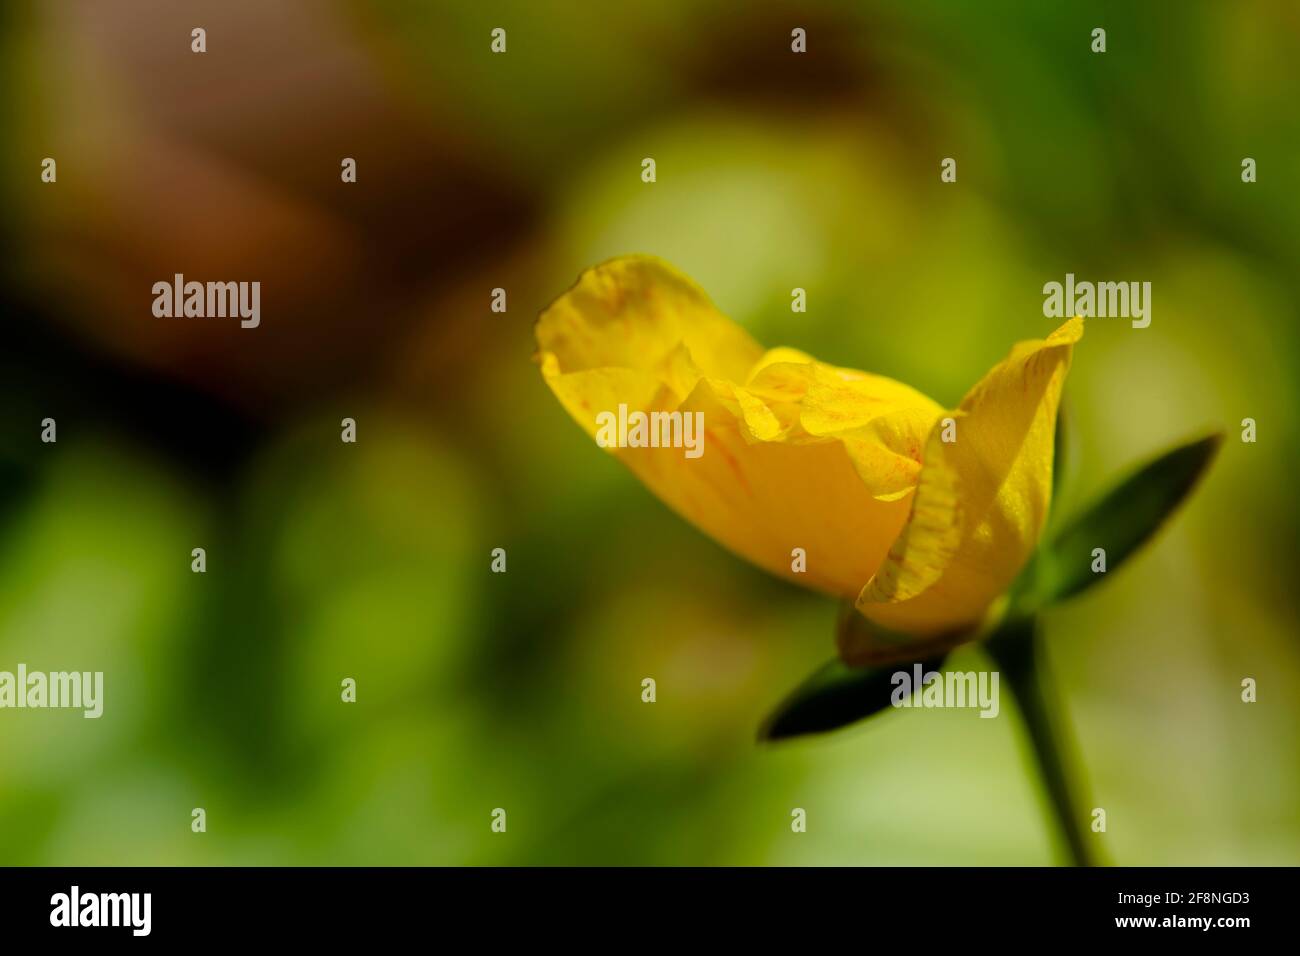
[856,317,1084,635]
[737,355,944,499]
[536,257,943,599]
[613,375,915,597]
[535,255,764,402]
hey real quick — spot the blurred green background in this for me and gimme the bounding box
[1,0,1297,865]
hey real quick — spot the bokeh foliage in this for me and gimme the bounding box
[1,0,1297,864]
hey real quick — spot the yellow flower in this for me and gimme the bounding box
[535,255,1082,642]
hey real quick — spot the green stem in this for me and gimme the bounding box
[987,617,1101,867]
